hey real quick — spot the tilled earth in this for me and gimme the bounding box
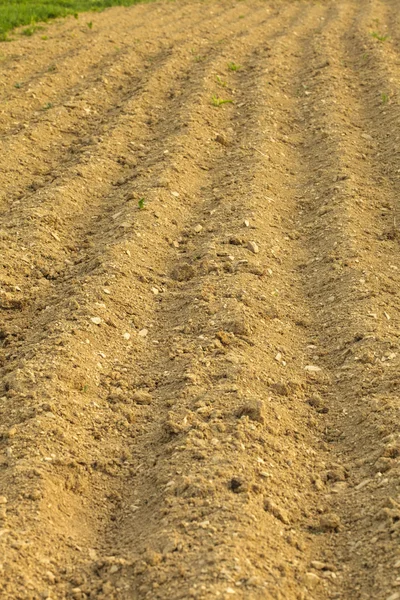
[1,0,400,598]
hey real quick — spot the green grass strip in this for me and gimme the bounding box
[0,0,147,40]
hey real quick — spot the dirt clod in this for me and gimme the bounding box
[319,513,341,532]
[171,263,196,281]
[229,478,248,494]
[215,133,229,146]
[264,498,290,524]
[132,390,152,405]
[237,399,265,423]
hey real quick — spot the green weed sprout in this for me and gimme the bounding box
[228,62,241,71]
[371,31,389,42]
[211,95,233,107]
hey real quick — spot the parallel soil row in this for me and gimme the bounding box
[1,1,400,598]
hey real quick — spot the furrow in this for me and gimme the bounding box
[347,0,400,232]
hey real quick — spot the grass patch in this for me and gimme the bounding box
[0,0,148,40]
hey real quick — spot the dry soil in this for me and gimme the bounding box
[1,0,400,598]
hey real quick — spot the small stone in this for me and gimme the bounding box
[355,479,371,490]
[88,548,98,560]
[247,240,259,254]
[123,332,131,340]
[246,576,261,586]
[305,572,320,589]
[225,588,236,595]
[215,133,229,146]
[90,317,102,325]
[331,481,348,493]
[46,571,56,584]
[171,191,180,198]
[0,497,7,505]
[229,236,242,245]
[194,224,203,233]
[103,288,111,295]
[138,329,148,337]
[151,287,159,295]
[310,561,327,570]
[133,390,152,405]
[304,365,321,372]
[244,220,250,227]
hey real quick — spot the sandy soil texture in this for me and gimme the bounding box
[1,0,400,598]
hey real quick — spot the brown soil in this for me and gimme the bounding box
[1,0,400,598]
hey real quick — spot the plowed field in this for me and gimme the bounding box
[1,0,400,598]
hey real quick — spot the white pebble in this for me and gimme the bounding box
[304,365,321,372]
[247,240,259,254]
